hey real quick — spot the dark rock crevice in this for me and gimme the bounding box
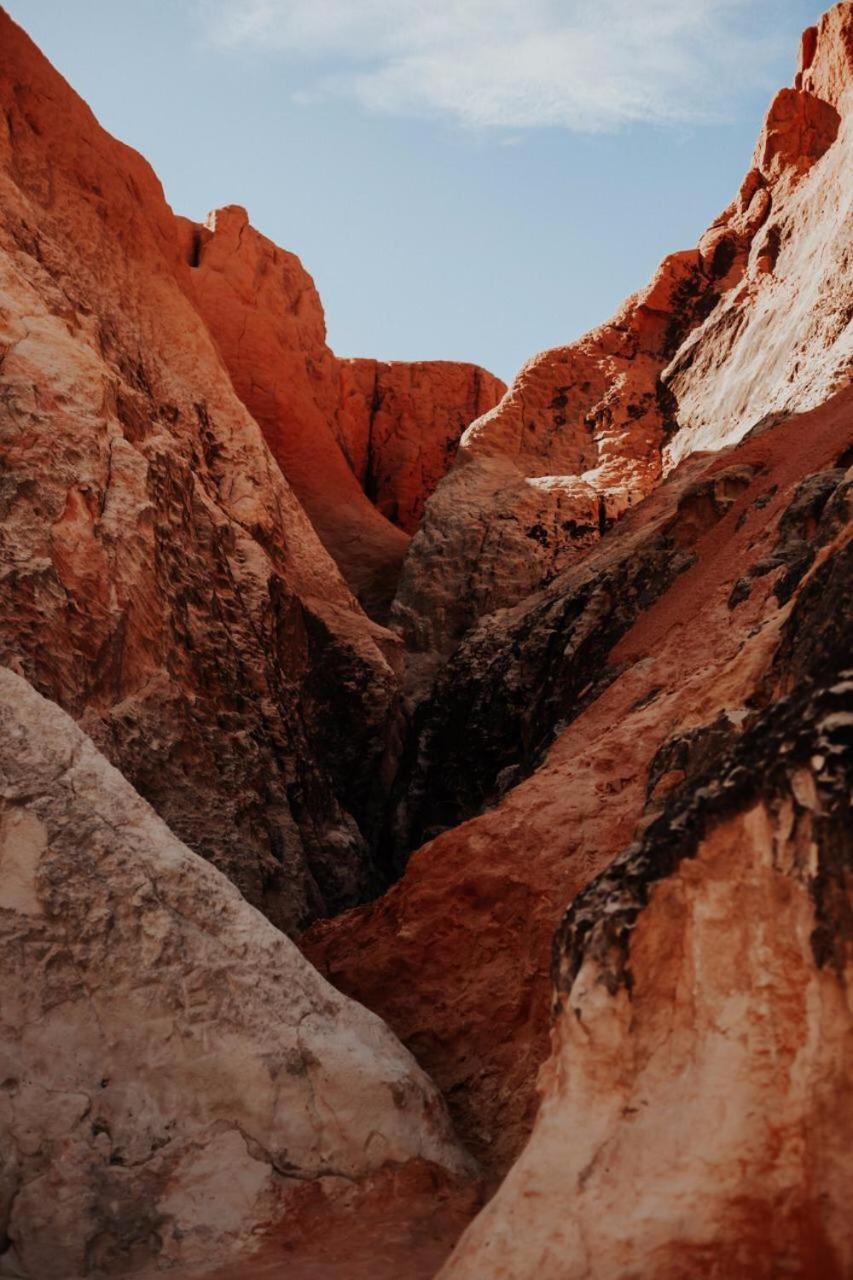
[551,526,853,1004]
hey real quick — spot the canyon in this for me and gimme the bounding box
[0,4,850,1279]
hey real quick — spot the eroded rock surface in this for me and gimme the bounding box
[306,12,853,1179]
[393,4,853,661]
[0,668,472,1279]
[183,206,409,620]
[182,210,503,619]
[0,7,406,933]
[440,655,852,1280]
[306,387,853,1173]
[336,359,506,536]
[0,3,851,1278]
[664,2,853,468]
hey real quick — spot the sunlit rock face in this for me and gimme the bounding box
[439,658,853,1280]
[0,6,402,933]
[306,388,853,1175]
[662,4,853,470]
[393,4,853,663]
[0,669,472,1279]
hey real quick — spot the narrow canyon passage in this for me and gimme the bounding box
[0,4,851,1280]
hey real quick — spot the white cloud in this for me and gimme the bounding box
[200,0,785,132]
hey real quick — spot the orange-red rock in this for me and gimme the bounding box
[306,388,853,1174]
[393,4,853,661]
[181,208,503,619]
[0,6,411,933]
[441,674,853,1280]
[183,205,407,619]
[1,4,852,1279]
[336,359,505,535]
[0,4,501,929]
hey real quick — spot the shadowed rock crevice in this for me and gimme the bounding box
[388,464,755,860]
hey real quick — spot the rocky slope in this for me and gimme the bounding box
[392,5,852,664]
[0,5,394,934]
[0,3,851,1279]
[307,387,853,1173]
[440,574,853,1280]
[306,4,853,1181]
[0,6,498,933]
[0,668,471,1279]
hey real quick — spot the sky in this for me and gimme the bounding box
[6,0,823,383]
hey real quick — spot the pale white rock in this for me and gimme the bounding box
[0,668,472,1280]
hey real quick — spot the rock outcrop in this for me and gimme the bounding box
[0,6,402,933]
[307,385,853,1174]
[0,667,472,1279]
[1,3,851,1278]
[335,359,506,536]
[182,209,504,620]
[392,3,853,661]
[439,618,853,1279]
[0,6,499,931]
[183,206,406,620]
[307,11,853,1181]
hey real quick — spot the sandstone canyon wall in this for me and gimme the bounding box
[0,5,500,935]
[392,4,852,663]
[308,388,853,1175]
[0,3,851,1279]
[180,207,504,619]
[306,10,853,1196]
[440,573,853,1280]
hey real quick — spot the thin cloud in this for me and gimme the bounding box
[200,0,787,132]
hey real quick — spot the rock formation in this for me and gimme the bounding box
[440,600,853,1279]
[0,2,851,1278]
[335,359,505,537]
[182,208,504,619]
[0,5,397,934]
[392,5,852,662]
[0,668,471,1278]
[0,6,498,933]
[307,388,853,1173]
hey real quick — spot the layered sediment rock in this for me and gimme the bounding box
[336,359,506,536]
[183,206,408,620]
[1,2,852,1278]
[307,385,853,1174]
[307,10,853,1182]
[0,669,472,1278]
[0,7,400,933]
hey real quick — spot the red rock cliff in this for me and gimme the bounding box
[182,207,503,618]
[0,7,399,932]
[305,7,853,1196]
[392,2,852,662]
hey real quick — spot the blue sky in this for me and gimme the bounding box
[8,0,821,382]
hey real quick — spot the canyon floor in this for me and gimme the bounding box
[0,5,851,1280]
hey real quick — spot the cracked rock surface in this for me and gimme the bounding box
[0,667,472,1279]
